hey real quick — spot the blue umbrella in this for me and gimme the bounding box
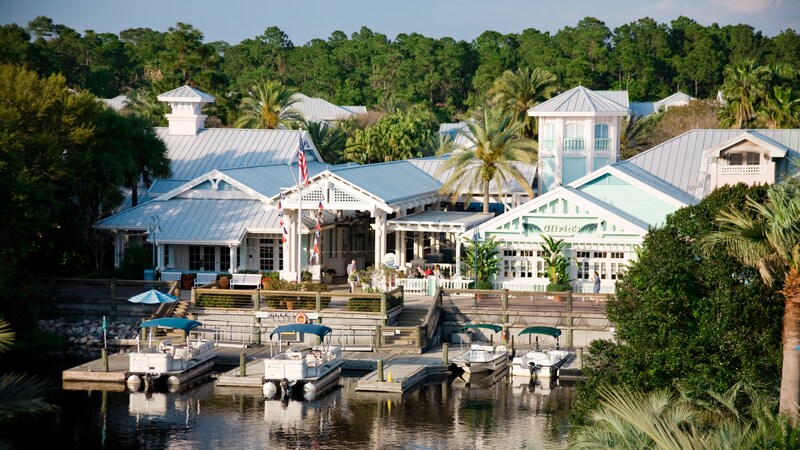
[127,289,178,304]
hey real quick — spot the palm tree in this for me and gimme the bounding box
[541,235,571,290]
[436,106,536,213]
[0,320,55,442]
[759,85,800,129]
[234,80,303,129]
[305,121,349,164]
[702,180,800,421]
[718,59,769,129]
[489,67,558,139]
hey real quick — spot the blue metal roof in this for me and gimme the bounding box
[140,318,202,333]
[331,160,442,204]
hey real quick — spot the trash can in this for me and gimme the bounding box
[426,276,437,296]
[143,269,156,281]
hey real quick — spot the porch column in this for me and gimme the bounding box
[455,236,462,277]
[374,211,387,266]
[156,244,164,271]
[229,246,236,273]
[114,232,124,269]
[395,230,403,268]
[415,231,423,262]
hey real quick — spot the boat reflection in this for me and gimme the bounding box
[451,366,509,389]
[128,379,215,421]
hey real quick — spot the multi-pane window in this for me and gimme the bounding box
[219,247,230,272]
[564,123,585,150]
[727,152,759,166]
[260,239,275,271]
[594,124,609,150]
[163,244,170,267]
[189,246,215,271]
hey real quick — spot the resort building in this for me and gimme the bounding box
[474,86,800,293]
[95,86,534,281]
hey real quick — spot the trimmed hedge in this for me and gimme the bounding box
[196,292,252,308]
[261,295,331,310]
[347,294,401,312]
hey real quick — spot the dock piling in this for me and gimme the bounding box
[442,343,448,364]
[101,348,109,372]
[239,352,247,377]
[377,359,384,382]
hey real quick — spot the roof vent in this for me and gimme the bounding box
[157,86,215,135]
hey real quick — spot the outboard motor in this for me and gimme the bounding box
[144,372,154,392]
[528,361,540,376]
[280,378,291,400]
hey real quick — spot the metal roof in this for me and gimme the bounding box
[408,156,536,195]
[594,90,629,108]
[157,85,215,103]
[387,211,494,232]
[99,95,130,111]
[155,128,322,181]
[629,102,656,117]
[627,129,800,199]
[95,198,280,244]
[330,160,442,205]
[220,161,327,198]
[292,94,358,122]
[528,86,630,117]
[342,106,367,115]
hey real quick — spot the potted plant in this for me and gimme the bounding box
[321,267,335,284]
[217,273,230,289]
[541,235,572,295]
[181,273,195,290]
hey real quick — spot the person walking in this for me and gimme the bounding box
[593,270,601,294]
[347,259,358,293]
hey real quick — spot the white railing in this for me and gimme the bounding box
[542,139,555,151]
[564,138,585,151]
[720,165,764,175]
[396,277,473,294]
[493,280,549,292]
[594,138,610,150]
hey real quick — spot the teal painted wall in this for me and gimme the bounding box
[578,174,677,226]
[563,156,586,185]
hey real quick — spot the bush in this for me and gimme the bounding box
[196,292,252,308]
[346,294,401,312]
[262,295,331,310]
[116,245,151,279]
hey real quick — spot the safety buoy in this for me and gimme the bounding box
[295,313,308,324]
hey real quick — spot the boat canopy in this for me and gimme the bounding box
[518,326,561,338]
[270,324,333,339]
[460,324,502,333]
[139,318,202,333]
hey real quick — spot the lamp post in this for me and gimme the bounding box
[148,215,161,275]
[472,228,480,287]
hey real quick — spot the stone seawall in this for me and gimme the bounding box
[37,318,139,357]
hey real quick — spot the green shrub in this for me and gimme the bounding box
[262,295,331,309]
[346,294,401,312]
[196,292,252,308]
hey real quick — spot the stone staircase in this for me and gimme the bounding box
[170,301,191,320]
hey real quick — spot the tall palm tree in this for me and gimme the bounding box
[703,180,800,421]
[436,106,536,213]
[489,67,558,139]
[234,80,303,129]
[719,59,769,129]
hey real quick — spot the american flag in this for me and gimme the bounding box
[317,201,324,224]
[298,136,309,187]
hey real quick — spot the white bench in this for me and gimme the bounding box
[160,271,182,282]
[195,273,217,287]
[230,273,262,289]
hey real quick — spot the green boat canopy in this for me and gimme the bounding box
[460,324,502,333]
[518,326,561,338]
[139,318,202,334]
[270,324,333,339]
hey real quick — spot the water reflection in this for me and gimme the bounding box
[50,371,571,449]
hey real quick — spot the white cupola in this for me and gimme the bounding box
[157,85,215,135]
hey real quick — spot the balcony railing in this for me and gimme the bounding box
[720,165,764,175]
[594,138,610,150]
[564,138,585,151]
[542,139,555,151]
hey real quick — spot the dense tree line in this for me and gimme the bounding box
[2,16,798,123]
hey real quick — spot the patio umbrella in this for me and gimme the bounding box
[127,289,178,304]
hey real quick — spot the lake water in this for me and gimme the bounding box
[10,363,573,449]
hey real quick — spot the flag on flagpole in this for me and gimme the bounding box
[298,136,309,187]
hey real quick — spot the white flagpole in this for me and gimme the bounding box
[297,156,302,283]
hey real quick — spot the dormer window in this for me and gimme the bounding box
[727,151,760,166]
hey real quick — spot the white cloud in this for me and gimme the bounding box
[708,0,780,14]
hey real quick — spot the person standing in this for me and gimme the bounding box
[593,270,601,294]
[347,259,358,293]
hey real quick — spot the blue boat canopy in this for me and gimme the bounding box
[460,324,502,333]
[140,318,202,333]
[270,324,333,339]
[519,326,561,338]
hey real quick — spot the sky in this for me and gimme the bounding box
[0,0,797,45]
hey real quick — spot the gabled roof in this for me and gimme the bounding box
[570,162,697,208]
[95,198,278,244]
[655,91,692,109]
[387,211,494,232]
[155,128,322,181]
[292,93,358,122]
[331,161,443,206]
[157,85,215,103]
[342,105,367,115]
[627,129,800,199]
[528,86,630,117]
[705,130,789,159]
[99,95,130,111]
[470,185,650,240]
